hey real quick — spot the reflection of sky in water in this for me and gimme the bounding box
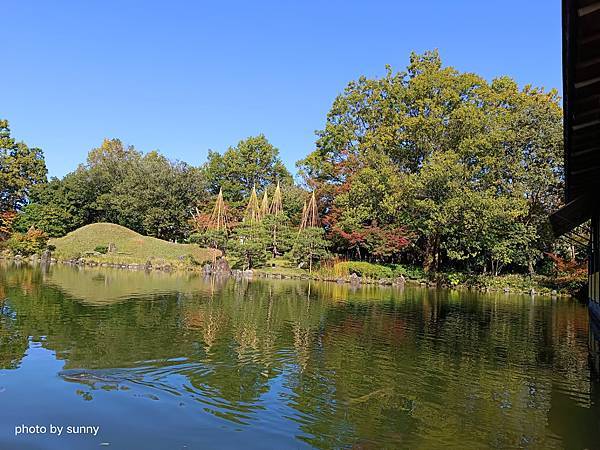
[0,263,598,449]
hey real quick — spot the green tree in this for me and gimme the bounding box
[298,50,563,274]
[0,120,47,213]
[190,229,229,253]
[103,151,205,240]
[22,176,88,233]
[25,141,206,241]
[290,227,329,272]
[12,203,73,237]
[204,135,292,202]
[262,213,294,258]
[229,222,270,269]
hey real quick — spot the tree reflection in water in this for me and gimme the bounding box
[0,262,598,449]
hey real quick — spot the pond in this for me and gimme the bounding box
[0,263,598,449]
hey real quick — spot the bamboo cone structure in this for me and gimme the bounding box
[299,191,318,230]
[300,200,307,226]
[308,191,318,227]
[266,181,284,258]
[297,192,320,273]
[260,190,270,219]
[245,185,261,224]
[270,181,283,216]
[191,188,229,261]
[209,188,228,232]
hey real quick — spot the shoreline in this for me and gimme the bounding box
[1,254,572,298]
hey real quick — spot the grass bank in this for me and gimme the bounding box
[48,223,220,268]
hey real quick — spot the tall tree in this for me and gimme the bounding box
[204,135,292,202]
[0,120,47,213]
[298,50,563,274]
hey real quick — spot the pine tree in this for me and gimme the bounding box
[291,226,329,272]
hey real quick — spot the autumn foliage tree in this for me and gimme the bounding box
[298,51,563,274]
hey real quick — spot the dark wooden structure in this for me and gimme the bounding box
[550,0,600,370]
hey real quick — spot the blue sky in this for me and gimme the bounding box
[3,0,561,178]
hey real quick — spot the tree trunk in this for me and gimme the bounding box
[433,235,440,272]
[423,236,434,272]
[528,258,535,275]
[423,234,439,273]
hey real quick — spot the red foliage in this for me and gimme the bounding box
[546,252,587,276]
[546,252,588,289]
[190,212,212,232]
[0,211,17,240]
[329,223,411,261]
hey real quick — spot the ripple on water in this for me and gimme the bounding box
[0,264,597,449]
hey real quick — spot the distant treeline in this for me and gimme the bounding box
[1,50,571,275]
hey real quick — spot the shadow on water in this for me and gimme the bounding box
[1,261,600,449]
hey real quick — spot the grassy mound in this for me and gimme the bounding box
[49,223,219,265]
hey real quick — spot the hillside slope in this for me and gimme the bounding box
[49,223,219,264]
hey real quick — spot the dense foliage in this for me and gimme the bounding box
[204,135,293,203]
[5,227,48,256]
[298,50,564,274]
[290,227,329,272]
[20,139,205,241]
[0,120,47,239]
[1,51,574,277]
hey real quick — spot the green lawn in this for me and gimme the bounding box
[49,223,219,264]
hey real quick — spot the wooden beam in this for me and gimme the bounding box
[579,2,600,16]
[550,193,599,237]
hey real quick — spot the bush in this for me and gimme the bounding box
[6,228,49,256]
[334,261,393,279]
[546,253,588,297]
[94,245,109,254]
[439,271,468,286]
[181,254,202,266]
[391,264,426,280]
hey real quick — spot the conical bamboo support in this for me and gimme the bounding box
[209,188,228,231]
[270,181,283,216]
[245,185,261,224]
[299,191,318,230]
[260,191,269,219]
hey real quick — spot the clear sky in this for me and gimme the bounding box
[3,0,561,178]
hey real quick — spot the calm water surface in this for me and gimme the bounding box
[0,263,598,449]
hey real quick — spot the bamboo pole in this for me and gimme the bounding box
[270,181,283,216]
[260,190,269,219]
[245,185,261,224]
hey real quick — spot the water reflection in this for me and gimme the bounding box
[0,263,598,449]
